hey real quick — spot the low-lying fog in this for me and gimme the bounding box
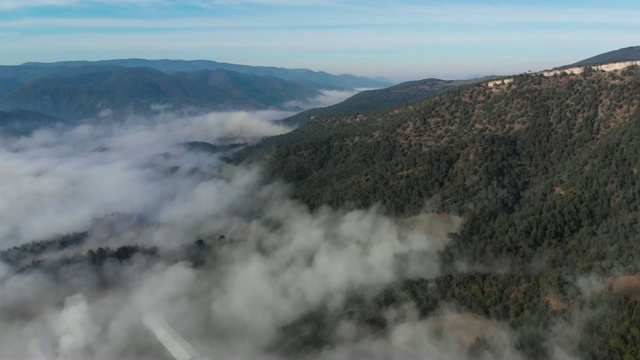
[0,110,504,359]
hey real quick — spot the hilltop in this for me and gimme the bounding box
[567,45,640,67]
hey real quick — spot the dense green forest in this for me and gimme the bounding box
[242,66,640,359]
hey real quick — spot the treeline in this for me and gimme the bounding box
[15,244,158,278]
[0,231,158,283]
[0,232,88,265]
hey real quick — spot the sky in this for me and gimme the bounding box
[1,0,639,81]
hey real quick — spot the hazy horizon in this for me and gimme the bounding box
[2,0,640,81]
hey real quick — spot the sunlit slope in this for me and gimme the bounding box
[253,66,640,271]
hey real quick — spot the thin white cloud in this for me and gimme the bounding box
[0,110,292,244]
[0,0,170,10]
[5,26,635,53]
[0,0,327,11]
[2,1,639,78]
[0,0,75,10]
[3,3,640,26]
[400,3,640,25]
[3,25,637,78]
[205,0,334,5]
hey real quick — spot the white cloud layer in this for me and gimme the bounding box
[0,110,291,245]
[0,111,491,359]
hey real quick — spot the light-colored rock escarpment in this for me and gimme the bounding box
[487,60,640,88]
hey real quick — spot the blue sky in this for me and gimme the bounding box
[1,0,639,80]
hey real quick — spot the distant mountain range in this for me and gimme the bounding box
[20,59,392,89]
[0,59,392,133]
[2,47,639,136]
[0,66,331,120]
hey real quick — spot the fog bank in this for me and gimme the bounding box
[0,111,483,359]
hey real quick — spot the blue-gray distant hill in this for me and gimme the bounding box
[0,66,339,121]
[0,110,69,136]
[0,64,124,97]
[21,59,392,89]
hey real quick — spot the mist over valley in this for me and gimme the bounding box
[3,45,640,360]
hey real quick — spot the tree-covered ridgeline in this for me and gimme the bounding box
[243,67,640,359]
[255,67,640,271]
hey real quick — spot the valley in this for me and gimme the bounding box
[2,45,640,359]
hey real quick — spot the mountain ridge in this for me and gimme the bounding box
[0,67,329,121]
[20,58,392,89]
[248,65,640,265]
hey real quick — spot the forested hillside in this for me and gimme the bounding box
[0,67,325,120]
[277,77,496,127]
[245,65,640,359]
